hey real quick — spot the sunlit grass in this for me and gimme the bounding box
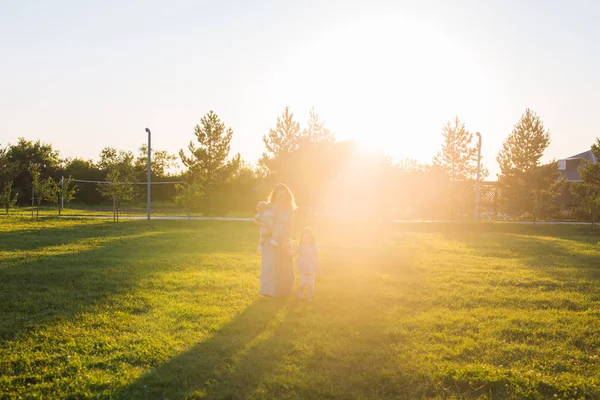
[0,219,599,399]
[5,206,254,218]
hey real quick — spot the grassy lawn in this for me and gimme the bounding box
[1,218,599,399]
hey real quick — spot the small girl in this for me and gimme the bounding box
[291,228,321,302]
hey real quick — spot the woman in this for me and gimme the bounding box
[257,183,296,298]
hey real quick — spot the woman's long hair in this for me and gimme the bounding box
[268,183,297,210]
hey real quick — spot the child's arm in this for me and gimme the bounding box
[254,216,272,229]
[288,246,300,257]
[316,249,322,274]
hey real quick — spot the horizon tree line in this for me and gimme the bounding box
[1,107,598,226]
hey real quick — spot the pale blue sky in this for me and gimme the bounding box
[1,0,599,177]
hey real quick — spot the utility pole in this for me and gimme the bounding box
[61,175,65,214]
[146,128,151,221]
[474,132,482,222]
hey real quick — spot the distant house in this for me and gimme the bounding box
[558,150,596,182]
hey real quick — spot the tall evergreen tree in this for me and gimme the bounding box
[497,109,562,224]
[303,107,335,143]
[433,117,486,219]
[179,111,240,215]
[433,116,480,181]
[260,106,302,175]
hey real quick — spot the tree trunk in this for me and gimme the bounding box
[113,195,117,222]
[592,209,595,233]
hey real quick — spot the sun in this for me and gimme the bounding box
[270,14,490,164]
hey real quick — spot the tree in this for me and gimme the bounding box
[63,158,104,204]
[98,171,134,222]
[433,117,487,219]
[134,145,179,205]
[303,107,335,143]
[99,148,136,178]
[433,117,480,181]
[179,111,241,215]
[7,139,60,203]
[570,182,600,231]
[29,164,55,220]
[571,138,600,230]
[175,177,203,220]
[0,181,18,215]
[497,109,563,224]
[222,161,264,214]
[0,145,14,185]
[49,176,78,216]
[134,145,178,181]
[97,149,136,221]
[259,106,302,176]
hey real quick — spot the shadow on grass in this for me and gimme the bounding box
[114,299,288,400]
[0,232,168,342]
[114,231,427,400]
[0,220,256,342]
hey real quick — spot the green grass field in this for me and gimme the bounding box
[6,206,254,219]
[1,218,599,399]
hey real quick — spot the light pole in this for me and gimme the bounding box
[474,132,482,222]
[145,128,151,221]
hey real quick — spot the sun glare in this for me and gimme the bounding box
[275,15,490,163]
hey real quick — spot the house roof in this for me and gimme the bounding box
[558,150,596,171]
[564,150,595,162]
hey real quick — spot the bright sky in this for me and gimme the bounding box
[1,0,599,178]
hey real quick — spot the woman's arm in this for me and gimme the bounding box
[288,210,295,238]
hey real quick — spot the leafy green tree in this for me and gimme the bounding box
[97,149,136,221]
[179,111,241,216]
[571,138,600,230]
[175,177,203,220]
[0,145,14,184]
[134,145,177,181]
[49,177,78,216]
[497,109,563,224]
[98,171,134,222]
[63,158,104,204]
[29,164,55,220]
[43,177,59,209]
[570,182,600,230]
[221,161,264,213]
[99,148,136,179]
[134,145,179,204]
[0,181,18,215]
[7,138,60,203]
